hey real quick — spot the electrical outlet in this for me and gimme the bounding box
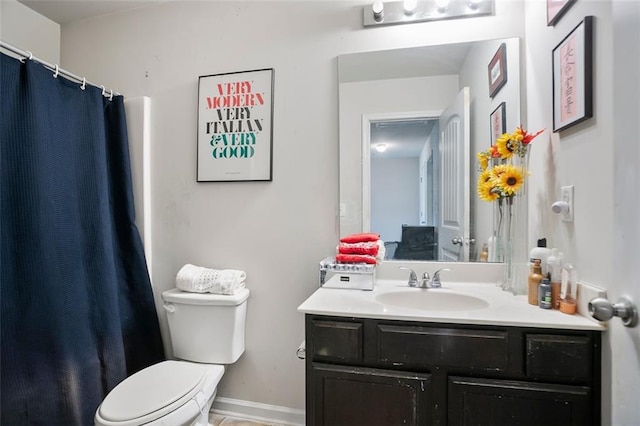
[560,185,574,222]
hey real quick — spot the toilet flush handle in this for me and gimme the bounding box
[163,303,176,313]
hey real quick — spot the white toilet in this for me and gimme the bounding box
[94,288,250,426]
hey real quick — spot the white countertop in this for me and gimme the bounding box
[298,278,606,331]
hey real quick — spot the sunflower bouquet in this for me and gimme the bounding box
[477,126,544,202]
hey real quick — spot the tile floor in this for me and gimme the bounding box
[209,413,285,426]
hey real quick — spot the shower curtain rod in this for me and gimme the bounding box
[0,40,121,98]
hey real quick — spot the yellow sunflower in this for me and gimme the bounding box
[497,164,525,195]
[477,181,500,202]
[512,127,525,142]
[490,164,509,181]
[495,133,513,159]
[477,151,489,171]
[477,169,500,202]
[478,169,493,185]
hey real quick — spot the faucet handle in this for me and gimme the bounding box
[399,267,417,287]
[431,268,451,288]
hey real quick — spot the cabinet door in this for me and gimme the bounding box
[310,363,431,426]
[448,377,592,426]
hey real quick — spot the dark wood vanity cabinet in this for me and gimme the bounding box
[305,315,601,426]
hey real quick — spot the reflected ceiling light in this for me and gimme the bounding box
[363,0,494,27]
[375,144,387,153]
[372,1,384,21]
[403,0,417,15]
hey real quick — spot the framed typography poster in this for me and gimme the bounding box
[547,0,576,26]
[197,68,274,182]
[488,43,507,99]
[552,17,593,132]
[490,102,506,143]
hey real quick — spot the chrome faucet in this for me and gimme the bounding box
[399,267,451,288]
[399,267,418,287]
[430,268,451,288]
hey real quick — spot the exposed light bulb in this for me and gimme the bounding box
[375,144,387,153]
[372,1,384,21]
[468,0,481,10]
[435,0,449,11]
[403,0,417,15]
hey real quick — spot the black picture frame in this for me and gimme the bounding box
[490,102,506,143]
[552,17,593,133]
[197,68,274,182]
[488,43,508,99]
[547,0,577,27]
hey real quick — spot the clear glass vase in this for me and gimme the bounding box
[493,198,506,263]
[502,151,530,295]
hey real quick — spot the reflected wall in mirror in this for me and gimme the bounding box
[338,37,522,263]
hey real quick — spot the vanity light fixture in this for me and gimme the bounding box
[375,143,388,153]
[363,0,494,28]
[435,0,450,12]
[372,1,384,21]
[403,0,417,15]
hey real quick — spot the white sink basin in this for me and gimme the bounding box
[375,289,490,311]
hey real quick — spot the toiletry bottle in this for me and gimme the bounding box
[528,259,544,305]
[538,278,552,309]
[478,243,489,262]
[529,238,552,276]
[547,249,563,309]
[559,262,578,315]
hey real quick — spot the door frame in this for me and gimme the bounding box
[361,110,443,233]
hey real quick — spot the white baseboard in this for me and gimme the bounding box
[211,396,305,426]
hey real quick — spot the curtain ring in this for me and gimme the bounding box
[53,64,59,78]
[109,89,114,101]
[101,85,106,96]
[19,51,33,63]
[80,78,86,91]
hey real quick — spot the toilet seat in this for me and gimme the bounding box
[95,360,224,426]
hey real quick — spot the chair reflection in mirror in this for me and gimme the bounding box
[393,225,438,260]
[383,241,399,260]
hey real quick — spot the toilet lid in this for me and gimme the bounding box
[98,360,219,423]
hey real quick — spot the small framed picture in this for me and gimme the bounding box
[552,16,593,133]
[488,43,507,99]
[197,68,274,182]
[490,102,506,143]
[547,0,576,27]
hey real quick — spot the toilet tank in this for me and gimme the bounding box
[162,288,249,364]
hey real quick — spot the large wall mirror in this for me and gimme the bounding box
[338,37,522,263]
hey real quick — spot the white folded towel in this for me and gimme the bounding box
[176,264,247,295]
[376,240,386,263]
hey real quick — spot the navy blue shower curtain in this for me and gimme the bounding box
[1,53,165,425]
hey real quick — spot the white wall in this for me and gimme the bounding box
[460,37,521,253]
[0,0,60,63]
[56,0,526,412]
[371,157,420,243]
[523,0,615,422]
